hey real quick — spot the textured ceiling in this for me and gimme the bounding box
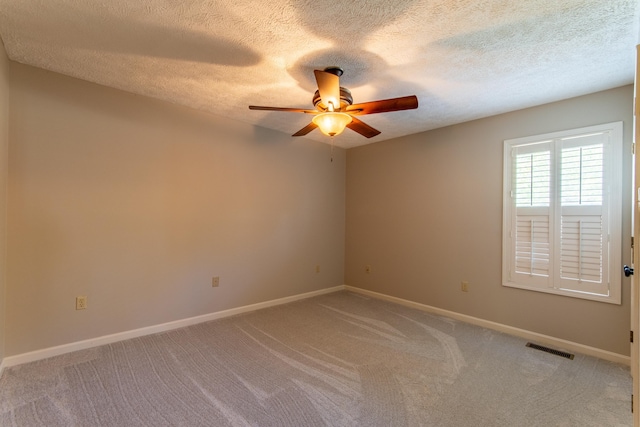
[0,1,638,148]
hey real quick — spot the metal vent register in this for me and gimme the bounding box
[526,342,575,360]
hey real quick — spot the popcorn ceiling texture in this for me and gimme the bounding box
[0,0,637,148]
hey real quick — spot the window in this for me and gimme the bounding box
[502,122,623,304]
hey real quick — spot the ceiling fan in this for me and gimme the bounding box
[249,67,418,139]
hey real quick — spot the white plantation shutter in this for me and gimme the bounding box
[556,134,608,295]
[503,123,622,304]
[510,143,552,288]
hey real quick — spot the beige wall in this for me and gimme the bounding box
[0,41,9,361]
[6,63,345,356]
[346,85,634,356]
[3,59,633,359]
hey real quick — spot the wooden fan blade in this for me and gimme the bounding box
[314,70,340,110]
[346,95,418,115]
[249,106,317,114]
[292,122,318,137]
[347,117,381,138]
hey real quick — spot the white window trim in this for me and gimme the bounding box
[502,122,623,304]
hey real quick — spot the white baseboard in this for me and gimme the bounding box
[1,283,628,375]
[1,285,346,372]
[345,286,630,366]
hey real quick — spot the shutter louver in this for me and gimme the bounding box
[560,215,603,283]
[561,144,603,206]
[515,216,550,276]
[515,151,550,208]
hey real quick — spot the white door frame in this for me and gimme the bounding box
[632,44,639,427]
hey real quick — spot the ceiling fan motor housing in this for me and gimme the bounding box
[323,66,344,77]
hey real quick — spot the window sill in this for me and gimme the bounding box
[502,280,621,305]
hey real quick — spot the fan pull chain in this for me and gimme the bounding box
[330,136,334,162]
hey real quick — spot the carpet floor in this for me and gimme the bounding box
[0,291,632,426]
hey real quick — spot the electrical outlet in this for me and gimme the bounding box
[212,276,220,287]
[315,265,320,273]
[76,296,87,310]
[365,265,371,274]
[461,281,469,292]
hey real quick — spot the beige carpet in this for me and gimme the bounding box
[0,291,632,426]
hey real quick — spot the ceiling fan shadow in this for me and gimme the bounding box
[291,0,420,44]
[6,2,261,67]
[115,24,261,66]
[433,2,638,54]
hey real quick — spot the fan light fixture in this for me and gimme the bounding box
[312,112,352,137]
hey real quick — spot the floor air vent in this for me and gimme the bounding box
[526,342,574,360]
